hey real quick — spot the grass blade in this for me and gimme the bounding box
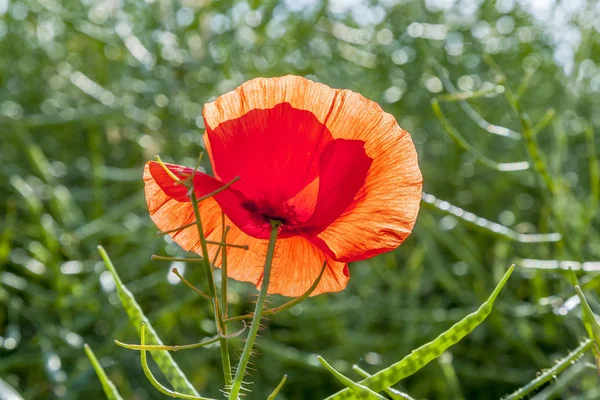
[84,344,124,400]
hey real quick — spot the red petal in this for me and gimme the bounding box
[147,161,273,239]
[144,162,222,255]
[148,161,224,201]
[203,76,422,263]
[205,102,333,209]
[297,139,372,235]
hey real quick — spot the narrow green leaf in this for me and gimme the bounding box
[139,324,215,400]
[97,246,199,396]
[327,265,514,399]
[566,268,579,287]
[575,286,600,345]
[267,375,288,400]
[84,344,124,400]
[318,356,386,400]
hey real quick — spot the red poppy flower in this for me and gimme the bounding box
[144,76,422,297]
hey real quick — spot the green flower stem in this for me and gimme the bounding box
[155,154,236,385]
[220,218,230,320]
[229,220,281,400]
[189,184,232,386]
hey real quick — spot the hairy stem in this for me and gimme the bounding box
[228,220,280,400]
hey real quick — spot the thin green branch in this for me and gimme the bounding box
[157,222,248,249]
[139,323,216,400]
[431,99,529,172]
[421,193,561,243]
[151,255,204,263]
[531,108,556,136]
[225,262,327,324]
[267,375,288,400]
[436,85,505,102]
[197,177,240,202]
[154,154,233,385]
[430,57,521,139]
[220,216,230,320]
[515,64,538,99]
[217,221,232,385]
[483,54,557,194]
[115,322,247,352]
[186,154,232,386]
[172,268,211,301]
[158,221,198,235]
[501,339,594,400]
[582,124,600,234]
[116,335,220,352]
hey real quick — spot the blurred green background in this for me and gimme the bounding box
[1,0,600,398]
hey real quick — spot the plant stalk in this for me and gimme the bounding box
[228,220,280,400]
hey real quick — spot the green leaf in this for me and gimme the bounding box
[575,286,600,346]
[318,356,386,400]
[327,265,514,399]
[352,366,415,400]
[97,246,199,396]
[84,344,124,400]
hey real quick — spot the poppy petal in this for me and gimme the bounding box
[298,138,373,235]
[204,221,349,297]
[204,102,334,209]
[144,162,222,254]
[313,91,422,262]
[203,76,421,263]
[146,161,275,240]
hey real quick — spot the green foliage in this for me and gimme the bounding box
[327,266,513,399]
[83,344,124,400]
[1,0,600,399]
[98,246,199,396]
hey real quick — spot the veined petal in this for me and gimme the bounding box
[204,221,349,297]
[298,139,372,235]
[202,76,422,263]
[314,91,422,262]
[145,161,273,241]
[143,162,221,254]
[204,102,333,208]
